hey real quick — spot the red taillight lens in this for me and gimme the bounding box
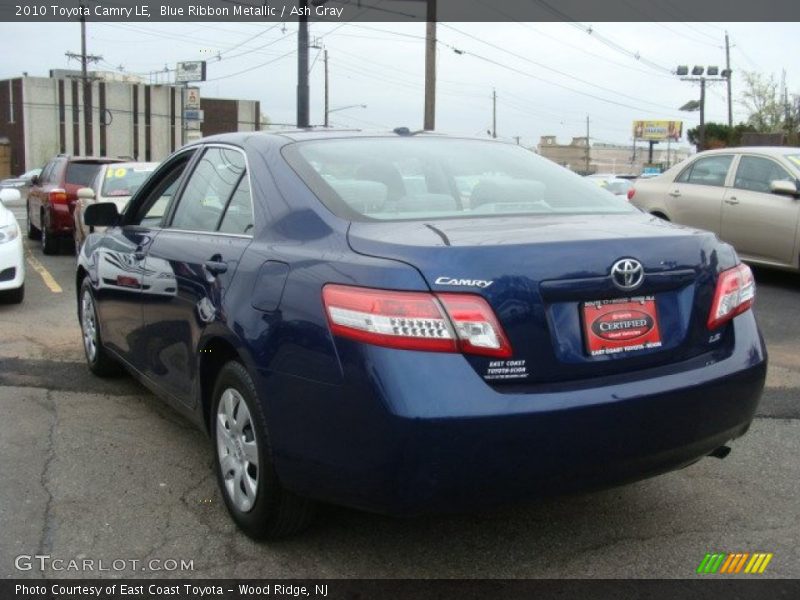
[707,264,755,330]
[49,189,68,204]
[322,284,512,358]
[627,187,635,201]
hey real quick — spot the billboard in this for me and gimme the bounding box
[175,61,207,84]
[633,120,683,141]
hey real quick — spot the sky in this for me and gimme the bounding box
[1,20,797,149]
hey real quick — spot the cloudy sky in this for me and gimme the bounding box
[2,20,797,149]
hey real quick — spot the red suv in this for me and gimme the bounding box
[27,155,123,254]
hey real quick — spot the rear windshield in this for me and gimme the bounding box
[283,138,636,221]
[101,165,155,197]
[65,162,104,186]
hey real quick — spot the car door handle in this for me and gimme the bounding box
[134,246,145,261]
[668,189,681,197]
[724,196,739,205]
[204,260,228,275]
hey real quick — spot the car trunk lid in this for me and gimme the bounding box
[347,213,736,386]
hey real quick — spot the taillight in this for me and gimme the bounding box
[627,187,635,201]
[707,264,755,330]
[49,189,68,204]
[322,284,512,358]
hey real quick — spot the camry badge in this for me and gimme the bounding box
[610,258,644,291]
[434,276,493,289]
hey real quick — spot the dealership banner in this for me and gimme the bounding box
[633,120,684,142]
[3,579,800,600]
[3,0,800,22]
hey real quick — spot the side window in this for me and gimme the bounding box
[170,147,245,232]
[218,175,254,234]
[734,156,794,194]
[126,151,196,227]
[683,155,733,187]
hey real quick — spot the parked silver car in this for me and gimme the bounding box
[0,167,42,205]
[630,147,800,272]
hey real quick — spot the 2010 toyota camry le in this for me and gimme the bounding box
[76,130,767,539]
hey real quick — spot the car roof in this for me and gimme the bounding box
[194,129,498,147]
[696,146,800,157]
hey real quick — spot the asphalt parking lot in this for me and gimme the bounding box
[1,213,798,579]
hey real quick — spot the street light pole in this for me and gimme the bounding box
[423,0,436,130]
[699,78,706,151]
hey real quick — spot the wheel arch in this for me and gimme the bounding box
[198,334,255,435]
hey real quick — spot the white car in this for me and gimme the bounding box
[0,188,25,303]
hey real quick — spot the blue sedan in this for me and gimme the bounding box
[76,130,766,538]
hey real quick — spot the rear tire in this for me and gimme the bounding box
[79,279,122,377]
[2,284,24,304]
[212,361,316,539]
[26,204,40,240]
[41,211,58,255]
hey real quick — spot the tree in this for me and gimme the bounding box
[686,122,755,149]
[739,71,799,134]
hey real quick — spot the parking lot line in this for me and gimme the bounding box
[25,249,63,293]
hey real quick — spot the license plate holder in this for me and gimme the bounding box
[582,296,662,356]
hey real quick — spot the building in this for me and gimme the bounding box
[0,75,262,175]
[537,135,692,175]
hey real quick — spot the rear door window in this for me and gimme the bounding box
[169,147,246,232]
[218,175,254,235]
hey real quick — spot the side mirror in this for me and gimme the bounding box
[0,188,21,205]
[770,179,799,197]
[84,202,120,227]
[30,175,40,186]
[77,187,96,201]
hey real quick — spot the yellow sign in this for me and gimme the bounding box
[633,120,683,141]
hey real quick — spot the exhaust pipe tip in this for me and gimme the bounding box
[708,445,732,459]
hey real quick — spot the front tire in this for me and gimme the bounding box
[212,361,315,539]
[2,284,24,304]
[79,279,121,376]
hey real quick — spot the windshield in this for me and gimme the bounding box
[101,165,156,197]
[283,137,636,221]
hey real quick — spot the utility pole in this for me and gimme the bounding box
[65,0,101,155]
[492,89,497,138]
[585,115,590,174]
[725,32,733,127]
[699,78,706,151]
[296,0,310,128]
[513,136,521,145]
[423,0,437,130]
[323,49,329,127]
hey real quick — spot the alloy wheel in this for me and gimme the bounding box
[81,289,98,363]
[216,388,260,513]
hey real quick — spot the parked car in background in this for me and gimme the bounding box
[585,173,635,199]
[27,155,123,254]
[73,162,158,252]
[630,147,800,273]
[0,188,25,303]
[77,131,765,538]
[0,167,42,205]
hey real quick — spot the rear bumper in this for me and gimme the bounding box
[48,203,76,235]
[265,312,767,516]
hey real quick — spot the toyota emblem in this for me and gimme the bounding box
[611,258,644,291]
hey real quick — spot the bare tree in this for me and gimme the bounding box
[739,71,798,134]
